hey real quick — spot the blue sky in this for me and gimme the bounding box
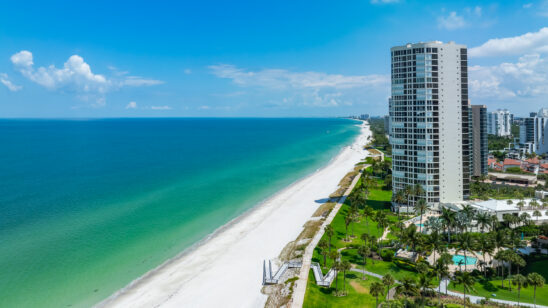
[1,0,547,117]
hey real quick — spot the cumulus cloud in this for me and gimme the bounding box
[469,27,548,57]
[0,73,22,91]
[126,101,137,109]
[437,11,466,30]
[469,53,548,100]
[10,50,163,106]
[209,64,388,108]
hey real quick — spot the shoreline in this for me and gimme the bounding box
[98,121,371,308]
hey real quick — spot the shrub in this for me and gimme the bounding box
[381,249,395,261]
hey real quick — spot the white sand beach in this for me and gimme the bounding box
[99,121,371,308]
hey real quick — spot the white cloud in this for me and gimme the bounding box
[0,73,22,92]
[469,53,548,100]
[126,101,137,109]
[121,76,163,87]
[469,27,548,57]
[437,11,466,30]
[149,105,172,110]
[523,3,533,9]
[184,69,192,74]
[199,105,210,110]
[209,64,389,108]
[209,64,388,90]
[10,50,163,106]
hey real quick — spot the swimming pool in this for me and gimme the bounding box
[452,255,477,266]
[415,223,424,228]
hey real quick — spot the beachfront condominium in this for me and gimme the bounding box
[389,41,470,211]
[519,108,548,154]
[469,104,488,177]
[487,109,513,137]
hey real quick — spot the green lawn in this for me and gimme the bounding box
[449,278,548,306]
[303,271,382,308]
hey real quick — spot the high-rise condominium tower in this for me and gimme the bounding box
[469,104,488,177]
[389,41,470,211]
[487,109,513,137]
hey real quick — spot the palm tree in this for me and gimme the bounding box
[417,273,435,306]
[512,274,528,307]
[324,225,334,252]
[357,245,370,280]
[507,199,513,206]
[415,198,429,233]
[477,234,494,277]
[396,276,419,297]
[332,260,341,293]
[528,272,545,308]
[495,250,509,288]
[393,190,407,219]
[533,210,542,223]
[414,183,425,202]
[370,282,385,307]
[517,200,525,211]
[344,214,352,241]
[428,231,444,265]
[475,211,491,232]
[361,233,370,246]
[440,207,456,243]
[529,199,539,210]
[460,204,476,232]
[424,216,443,234]
[433,258,449,305]
[340,260,351,295]
[363,206,374,233]
[382,273,395,299]
[404,185,413,214]
[453,271,476,308]
[329,250,339,267]
[318,239,328,266]
[458,233,475,271]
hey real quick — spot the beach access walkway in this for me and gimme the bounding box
[263,260,302,285]
[310,262,335,287]
[291,165,367,307]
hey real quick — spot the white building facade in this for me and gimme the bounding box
[519,108,548,154]
[389,41,470,211]
[487,109,512,136]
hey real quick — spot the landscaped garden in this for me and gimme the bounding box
[302,157,548,307]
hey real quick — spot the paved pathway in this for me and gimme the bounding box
[291,166,367,307]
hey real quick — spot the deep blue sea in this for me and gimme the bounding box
[0,118,359,307]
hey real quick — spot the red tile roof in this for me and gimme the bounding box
[503,158,522,166]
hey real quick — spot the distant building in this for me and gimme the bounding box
[519,108,548,154]
[487,109,512,136]
[389,41,470,212]
[469,105,487,177]
[359,114,370,120]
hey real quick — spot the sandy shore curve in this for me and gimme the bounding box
[98,121,371,308]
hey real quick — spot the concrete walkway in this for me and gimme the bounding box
[291,166,366,307]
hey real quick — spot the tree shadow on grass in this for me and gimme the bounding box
[346,272,359,279]
[480,280,499,293]
[368,200,390,210]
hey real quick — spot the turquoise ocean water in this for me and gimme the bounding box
[0,118,359,307]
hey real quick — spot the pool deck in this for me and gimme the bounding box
[426,248,499,272]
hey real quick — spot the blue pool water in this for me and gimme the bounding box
[453,255,477,266]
